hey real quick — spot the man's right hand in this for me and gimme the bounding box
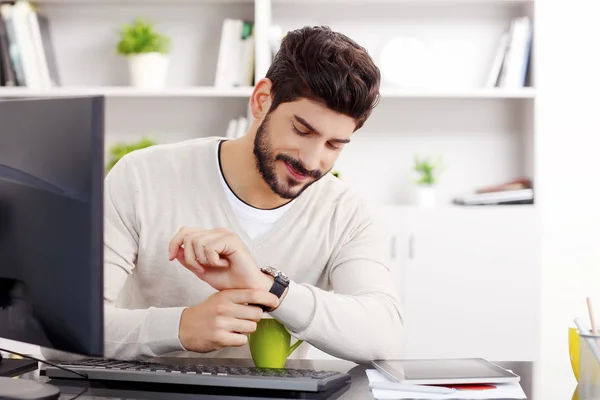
[178,289,279,353]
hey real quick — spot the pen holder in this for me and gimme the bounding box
[578,331,600,399]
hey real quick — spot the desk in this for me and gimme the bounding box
[16,359,534,400]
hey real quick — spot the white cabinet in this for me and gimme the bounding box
[385,206,540,362]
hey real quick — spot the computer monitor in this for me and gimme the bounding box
[0,96,105,397]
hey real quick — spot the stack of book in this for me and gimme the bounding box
[485,16,532,88]
[214,18,255,88]
[225,115,249,139]
[0,0,59,89]
[453,178,534,206]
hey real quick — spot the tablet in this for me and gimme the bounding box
[371,358,520,385]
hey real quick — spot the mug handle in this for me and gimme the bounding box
[288,339,304,357]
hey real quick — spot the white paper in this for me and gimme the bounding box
[366,369,527,400]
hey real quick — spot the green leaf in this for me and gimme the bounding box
[412,153,444,186]
[116,17,171,55]
[106,136,158,173]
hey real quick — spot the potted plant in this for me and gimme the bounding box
[106,136,157,173]
[116,18,171,89]
[412,154,443,207]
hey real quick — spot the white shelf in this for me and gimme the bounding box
[379,87,535,99]
[34,0,252,3]
[273,0,532,3]
[0,86,534,99]
[33,0,531,3]
[0,86,255,98]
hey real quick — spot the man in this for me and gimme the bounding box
[102,25,404,363]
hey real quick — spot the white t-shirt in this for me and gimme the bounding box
[215,140,295,239]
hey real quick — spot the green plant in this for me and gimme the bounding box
[116,18,171,56]
[106,136,157,173]
[413,154,443,186]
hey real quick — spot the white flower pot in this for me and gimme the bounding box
[127,52,169,89]
[415,185,436,207]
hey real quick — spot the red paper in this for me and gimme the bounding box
[440,384,497,391]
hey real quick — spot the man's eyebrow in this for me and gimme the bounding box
[293,114,351,144]
[293,114,320,135]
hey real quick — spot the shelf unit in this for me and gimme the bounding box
[0,86,535,99]
[0,86,256,97]
[28,0,532,4]
[0,0,535,207]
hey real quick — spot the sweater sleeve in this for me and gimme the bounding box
[270,202,405,364]
[102,155,186,360]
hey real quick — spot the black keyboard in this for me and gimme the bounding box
[43,358,351,393]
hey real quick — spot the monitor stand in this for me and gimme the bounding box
[0,356,38,377]
[0,354,60,400]
[0,377,60,400]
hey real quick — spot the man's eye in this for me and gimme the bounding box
[293,125,309,136]
[326,142,339,150]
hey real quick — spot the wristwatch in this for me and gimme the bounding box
[259,266,290,310]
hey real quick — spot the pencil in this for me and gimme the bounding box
[587,297,597,334]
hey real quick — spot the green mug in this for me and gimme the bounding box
[248,315,303,369]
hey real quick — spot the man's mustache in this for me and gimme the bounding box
[275,154,322,179]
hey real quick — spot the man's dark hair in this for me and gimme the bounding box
[265,26,381,131]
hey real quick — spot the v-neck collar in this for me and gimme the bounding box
[209,138,309,250]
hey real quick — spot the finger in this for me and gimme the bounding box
[190,231,221,266]
[183,234,205,273]
[203,232,240,267]
[226,289,279,310]
[176,247,204,275]
[194,243,209,266]
[226,317,257,334]
[218,332,248,348]
[206,235,238,259]
[204,245,230,268]
[168,227,194,260]
[229,303,264,321]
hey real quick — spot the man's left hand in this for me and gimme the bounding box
[168,227,273,292]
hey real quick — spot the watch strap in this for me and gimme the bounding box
[270,275,287,298]
[255,273,289,312]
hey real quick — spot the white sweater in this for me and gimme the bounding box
[98,137,404,363]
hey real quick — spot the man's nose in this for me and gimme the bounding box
[298,147,322,173]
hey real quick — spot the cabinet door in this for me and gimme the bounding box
[402,207,540,362]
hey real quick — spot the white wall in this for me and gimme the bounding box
[535,0,600,398]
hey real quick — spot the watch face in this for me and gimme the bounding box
[262,267,289,283]
[278,271,290,283]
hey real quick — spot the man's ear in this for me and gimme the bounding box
[250,78,273,119]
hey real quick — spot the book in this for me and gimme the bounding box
[485,32,509,87]
[0,15,16,86]
[453,189,533,206]
[498,17,532,88]
[214,19,255,88]
[0,1,58,88]
[1,3,26,86]
[485,17,532,88]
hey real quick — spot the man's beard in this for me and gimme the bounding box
[253,115,327,200]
